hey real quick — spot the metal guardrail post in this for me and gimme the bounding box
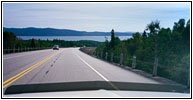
[111,53,114,62]
[132,56,136,69]
[105,52,108,60]
[120,53,123,65]
[153,57,158,77]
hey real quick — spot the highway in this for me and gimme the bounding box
[3,48,160,93]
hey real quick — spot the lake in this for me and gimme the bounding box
[17,36,132,42]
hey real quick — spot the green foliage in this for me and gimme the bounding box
[3,31,17,49]
[146,20,160,35]
[142,31,147,38]
[96,19,190,85]
[30,38,36,48]
[110,29,115,48]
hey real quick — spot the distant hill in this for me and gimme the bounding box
[3,27,134,36]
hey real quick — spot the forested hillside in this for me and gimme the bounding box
[95,19,190,85]
[3,27,133,36]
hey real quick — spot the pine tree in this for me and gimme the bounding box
[31,38,36,48]
[110,29,115,48]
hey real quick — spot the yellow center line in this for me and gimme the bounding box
[3,50,63,88]
[3,57,49,85]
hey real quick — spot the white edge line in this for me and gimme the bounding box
[73,51,109,82]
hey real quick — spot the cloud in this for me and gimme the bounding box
[3,2,190,32]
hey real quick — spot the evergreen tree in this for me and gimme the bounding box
[110,29,115,48]
[146,20,160,59]
[142,30,147,38]
[95,19,190,85]
[30,38,36,48]
[3,31,17,49]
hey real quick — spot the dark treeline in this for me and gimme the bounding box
[95,19,190,85]
[3,31,103,49]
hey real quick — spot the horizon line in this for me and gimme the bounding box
[3,27,140,33]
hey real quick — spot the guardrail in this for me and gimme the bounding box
[3,47,52,54]
[79,47,96,55]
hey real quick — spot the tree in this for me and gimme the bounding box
[95,19,189,85]
[146,20,160,35]
[104,37,109,49]
[30,38,36,48]
[38,39,42,47]
[142,30,147,38]
[173,19,185,33]
[3,31,17,49]
[110,29,115,48]
[146,20,160,59]
[182,19,190,52]
[131,32,143,56]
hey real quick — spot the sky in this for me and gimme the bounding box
[3,2,190,32]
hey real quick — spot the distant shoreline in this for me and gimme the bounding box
[16,35,132,36]
[3,27,135,36]
[17,36,132,42]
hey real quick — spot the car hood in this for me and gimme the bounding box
[4,81,190,98]
[4,89,190,98]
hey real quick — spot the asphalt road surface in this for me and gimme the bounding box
[3,48,160,93]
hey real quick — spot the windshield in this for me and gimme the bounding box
[2,2,190,98]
